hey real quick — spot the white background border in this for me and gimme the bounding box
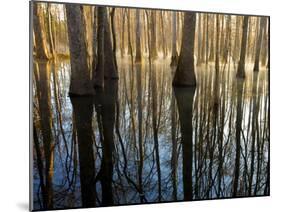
[0,0,279,211]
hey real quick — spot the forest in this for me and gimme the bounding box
[32,2,269,210]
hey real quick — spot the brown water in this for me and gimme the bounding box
[32,57,269,210]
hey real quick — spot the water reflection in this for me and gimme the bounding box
[33,58,269,210]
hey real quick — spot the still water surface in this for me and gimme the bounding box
[33,57,269,210]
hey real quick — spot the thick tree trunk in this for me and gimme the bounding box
[66,4,93,95]
[135,10,142,63]
[94,7,118,88]
[94,7,106,87]
[33,3,51,60]
[104,9,118,79]
[151,11,158,60]
[173,12,196,87]
[236,16,249,78]
[170,12,178,66]
[47,5,55,58]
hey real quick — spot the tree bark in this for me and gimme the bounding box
[135,9,142,63]
[173,12,196,87]
[151,11,158,60]
[170,12,178,66]
[94,7,118,88]
[33,3,51,60]
[66,4,93,95]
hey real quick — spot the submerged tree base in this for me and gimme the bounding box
[170,55,178,67]
[172,67,197,87]
[68,91,95,97]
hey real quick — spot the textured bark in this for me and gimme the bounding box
[173,12,196,87]
[135,10,142,63]
[237,16,249,78]
[33,3,51,60]
[66,4,93,95]
[170,12,178,66]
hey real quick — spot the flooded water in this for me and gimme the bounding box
[33,57,269,210]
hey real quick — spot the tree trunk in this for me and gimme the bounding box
[33,3,51,60]
[151,11,158,60]
[236,16,249,78]
[173,12,196,87]
[66,4,93,95]
[94,7,106,87]
[170,12,178,66]
[94,7,118,88]
[208,15,215,61]
[47,5,55,58]
[253,17,266,72]
[135,9,142,63]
